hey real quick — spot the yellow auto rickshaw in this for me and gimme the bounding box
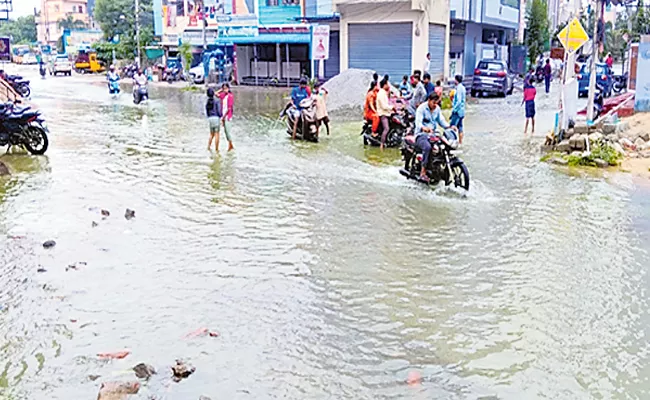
[75,52,105,74]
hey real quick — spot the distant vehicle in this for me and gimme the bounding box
[49,55,72,76]
[189,64,204,84]
[577,63,613,98]
[471,59,514,98]
[74,52,105,74]
[21,53,38,65]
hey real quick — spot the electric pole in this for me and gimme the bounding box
[135,0,141,67]
[586,0,601,122]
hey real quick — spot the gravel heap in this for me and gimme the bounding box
[322,68,375,112]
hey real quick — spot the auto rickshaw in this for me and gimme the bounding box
[75,52,105,74]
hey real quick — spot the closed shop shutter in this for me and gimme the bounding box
[325,30,340,78]
[349,23,412,80]
[428,24,446,80]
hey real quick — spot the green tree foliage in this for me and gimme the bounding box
[0,15,38,44]
[179,41,193,72]
[525,0,549,67]
[57,14,88,31]
[94,0,155,61]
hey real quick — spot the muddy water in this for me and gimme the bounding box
[1,67,650,399]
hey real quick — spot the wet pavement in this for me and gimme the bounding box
[1,65,650,399]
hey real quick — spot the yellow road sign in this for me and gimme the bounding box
[557,17,589,52]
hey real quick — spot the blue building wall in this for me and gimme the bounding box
[258,4,301,25]
[463,22,482,76]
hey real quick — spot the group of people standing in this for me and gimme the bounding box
[363,70,467,149]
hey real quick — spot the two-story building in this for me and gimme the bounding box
[334,0,450,81]
[38,0,90,45]
[449,0,520,77]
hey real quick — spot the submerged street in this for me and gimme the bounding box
[1,66,650,399]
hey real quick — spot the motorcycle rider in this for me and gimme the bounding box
[414,92,452,182]
[107,65,120,94]
[290,78,311,140]
[133,68,148,103]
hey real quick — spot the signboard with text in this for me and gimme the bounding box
[311,25,330,60]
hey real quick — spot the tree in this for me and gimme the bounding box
[0,15,38,44]
[57,14,88,31]
[525,0,549,68]
[94,0,154,61]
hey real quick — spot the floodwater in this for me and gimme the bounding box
[1,67,650,400]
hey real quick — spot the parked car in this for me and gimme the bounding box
[189,64,204,84]
[49,55,72,76]
[471,59,514,97]
[577,62,613,98]
[21,53,38,65]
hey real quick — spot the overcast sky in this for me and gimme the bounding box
[11,0,40,17]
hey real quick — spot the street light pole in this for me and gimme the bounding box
[135,0,141,67]
[586,0,601,122]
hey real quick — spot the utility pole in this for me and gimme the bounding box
[135,0,141,67]
[586,0,601,122]
[200,1,207,51]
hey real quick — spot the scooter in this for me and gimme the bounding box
[133,84,149,105]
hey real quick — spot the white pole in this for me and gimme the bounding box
[135,0,141,67]
[586,0,600,122]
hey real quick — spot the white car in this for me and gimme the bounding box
[189,65,204,84]
[21,53,38,65]
[50,55,73,76]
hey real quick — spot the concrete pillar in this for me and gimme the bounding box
[340,20,348,73]
[276,42,281,79]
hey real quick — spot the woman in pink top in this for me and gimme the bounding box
[217,83,235,151]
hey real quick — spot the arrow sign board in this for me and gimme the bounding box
[557,17,589,52]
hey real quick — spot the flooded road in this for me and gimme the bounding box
[1,67,650,399]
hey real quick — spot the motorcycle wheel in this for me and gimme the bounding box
[20,85,31,98]
[450,163,470,191]
[23,126,49,155]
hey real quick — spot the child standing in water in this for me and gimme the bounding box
[523,78,536,134]
[217,83,235,151]
[313,82,330,136]
[206,88,223,151]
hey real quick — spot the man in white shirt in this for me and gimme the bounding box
[376,78,394,150]
[423,53,431,74]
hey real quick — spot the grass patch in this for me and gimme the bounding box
[180,85,204,93]
[540,153,553,162]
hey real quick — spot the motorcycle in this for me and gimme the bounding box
[592,82,606,120]
[362,108,410,148]
[5,75,31,98]
[133,84,149,105]
[0,102,49,155]
[612,72,628,94]
[280,98,319,142]
[163,66,183,84]
[108,78,120,97]
[399,129,470,191]
[121,64,138,80]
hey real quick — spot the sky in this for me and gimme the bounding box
[11,0,40,17]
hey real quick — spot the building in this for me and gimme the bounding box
[38,0,90,44]
[335,0,450,81]
[449,0,520,77]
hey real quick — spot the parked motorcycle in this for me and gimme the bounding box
[133,83,149,105]
[163,66,183,84]
[280,98,319,142]
[0,102,49,155]
[399,129,470,191]
[612,72,628,94]
[362,109,410,147]
[121,63,138,80]
[5,75,31,98]
[592,82,606,120]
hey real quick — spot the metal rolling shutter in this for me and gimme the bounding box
[349,23,412,80]
[429,24,446,80]
[325,30,340,78]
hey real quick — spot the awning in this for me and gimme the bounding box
[215,33,310,45]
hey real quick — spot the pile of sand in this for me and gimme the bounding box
[322,69,375,112]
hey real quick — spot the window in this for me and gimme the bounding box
[79,5,83,13]
[477,61,505,71]
[54,5,60,11]
[266,0,299,5]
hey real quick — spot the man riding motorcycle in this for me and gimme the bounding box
[132,68,148,104]
[414,92,455,182]
[107,65,120,95]
[290,78,311,140]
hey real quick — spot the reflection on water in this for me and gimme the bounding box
[1,68,650,399]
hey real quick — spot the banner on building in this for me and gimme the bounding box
[311,25,330,60]
[0,37,10,61]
